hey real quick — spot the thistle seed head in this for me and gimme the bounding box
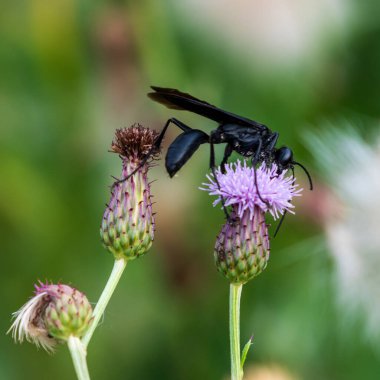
[8,283,93,352]
[111,124,160,164]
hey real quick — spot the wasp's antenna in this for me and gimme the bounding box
[292,161,313,190]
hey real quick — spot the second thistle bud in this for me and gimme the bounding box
[215,208,270,284]
[100,125,160,261]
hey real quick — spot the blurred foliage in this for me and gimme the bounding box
[1,1,380,379]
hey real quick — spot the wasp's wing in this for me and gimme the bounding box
[148,86,267,131]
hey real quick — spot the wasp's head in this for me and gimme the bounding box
[274,146,293,171]
[274,146,313,191]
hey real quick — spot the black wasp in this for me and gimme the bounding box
[120,86,312,232]
[146,86,311,186]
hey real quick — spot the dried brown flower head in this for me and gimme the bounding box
[111,124,160,163]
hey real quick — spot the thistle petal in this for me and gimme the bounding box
[201,160,302,220]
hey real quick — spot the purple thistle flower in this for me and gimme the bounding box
[201,160,302,220]
[201,160,302,284]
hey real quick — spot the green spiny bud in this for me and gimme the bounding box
[101,125,160,261]
[44,284,93,341]
[8,283,93,352]
[214,207,270,284]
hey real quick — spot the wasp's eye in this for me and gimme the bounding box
[275,147,293,166]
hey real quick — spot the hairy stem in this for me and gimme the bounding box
[68,336,91,380]
[82,258,127,348]
[230,283,243,380]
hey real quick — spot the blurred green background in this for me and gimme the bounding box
[2,1,380,379]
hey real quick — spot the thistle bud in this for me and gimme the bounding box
[215,208,270,284]
[8,283,93,352]
[100,124,160,261]
[201,160,302,284]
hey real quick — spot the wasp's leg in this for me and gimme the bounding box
[250,138,270,206]
[220,144,233,173]
[113,118,193,186]
[251,136,263,166]
[209,141,231,221]
[273,166,298,237]
[273,210,287,237]
[266,132,279,152]
[154,118,192,152]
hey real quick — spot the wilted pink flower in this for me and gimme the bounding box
[8,283,93,352]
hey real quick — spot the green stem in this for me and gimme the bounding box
[230,283,243,380]
[82,258,127,348]
[68,336,91,380]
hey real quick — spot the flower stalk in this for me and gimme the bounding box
[68,336,91,380]
[82,258,127,348]
[8,125,160,379]
[85,124,159,346]
[230,283,243,380]
[201,160,303,377]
